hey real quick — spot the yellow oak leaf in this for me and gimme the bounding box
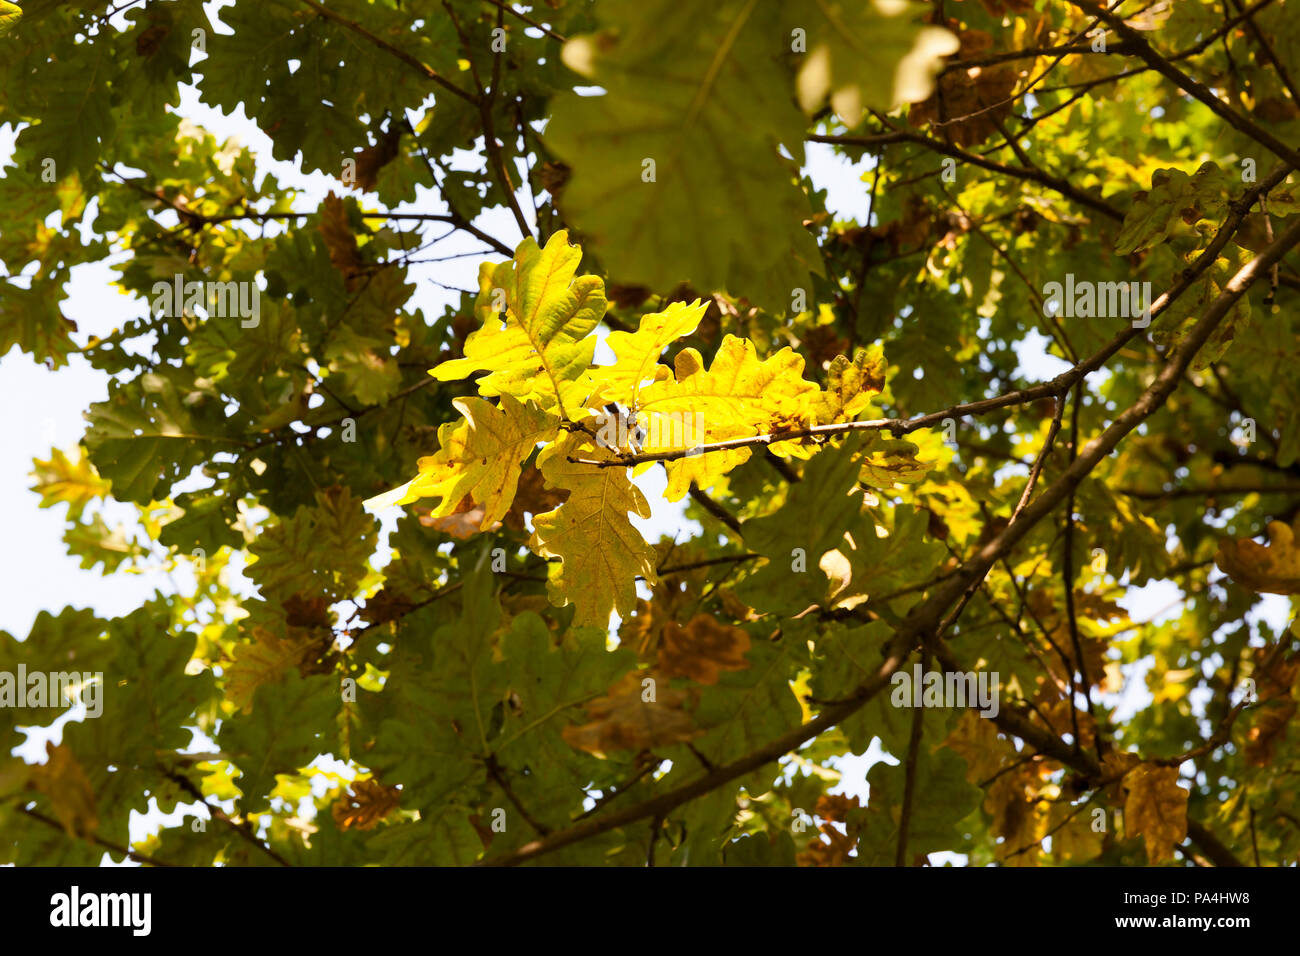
[387,394,558,531]
[432,230,606,417]
[986,763,1048,866]
[590,299,708,409]
[227,625,330,714]
[29,742,98,838]
[561,671,698,755]
[1216,517,1300,594]
[29,446,110,521]
[773,346,888,463]
[1122,763,1187,864]
[656,613,751,685]
[858,434,931,487]
[637,335,819,500]
[1050,800,1105,864]
[529,432,658,629]
[808,346,886,425]
[943,709,1007,784]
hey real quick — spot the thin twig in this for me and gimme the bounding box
[20,806,176,867]
[297,0,476,104]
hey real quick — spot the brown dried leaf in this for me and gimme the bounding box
[656,614,751,685]
[944,709,1007,784]
[617,559,715,659]
[986,763,1046,866]
[716,588,760,623]
[803,326,850,369]
[1027,589,1112,688]
[283,593,333,630]
[29,742,98,838]
[1247,696,1298,767]
[1101,750,1141,801]
[607,284,654,311]
[561,671,698,755]
[352,126,403,192]
[1216,518,1300,594]
[331,778,402,831]
[796,795,862,867]
[960,0,1036,14]
[318,192,365,292]
[539,160,570,196]
[797,821,858,867]
[419,496,500,540]
[1245,647,1300,766]
[815,793,861,823]
[135,23,170,57]
[908,48,1018,147]
[1032,682,1097,751]
[361,587,419,627]
[1122,763,1187,864]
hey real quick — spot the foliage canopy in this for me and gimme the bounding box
[3,0,1300,867]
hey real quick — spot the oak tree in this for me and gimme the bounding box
[2,0,1299,867]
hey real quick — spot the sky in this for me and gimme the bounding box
[1,1,1289,863]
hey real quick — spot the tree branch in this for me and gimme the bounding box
[443,0,533,240]
[297,0,476,105]
[477,213,1300,866]
[810,127,1123,221]
[20,806,176,867]
[163,770,293,867]
[1072,0,1300,169]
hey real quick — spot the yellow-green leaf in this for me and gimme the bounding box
[529,433,658,628]
[792,2,957,122]
[1123,763,1188,864]
[637,335,819,500]
[858,434,931,487]
[432,230,605,417]
[389,395,559,531]
[590,299,708,409]
[30,446,111,521]
[809,346,886,425]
